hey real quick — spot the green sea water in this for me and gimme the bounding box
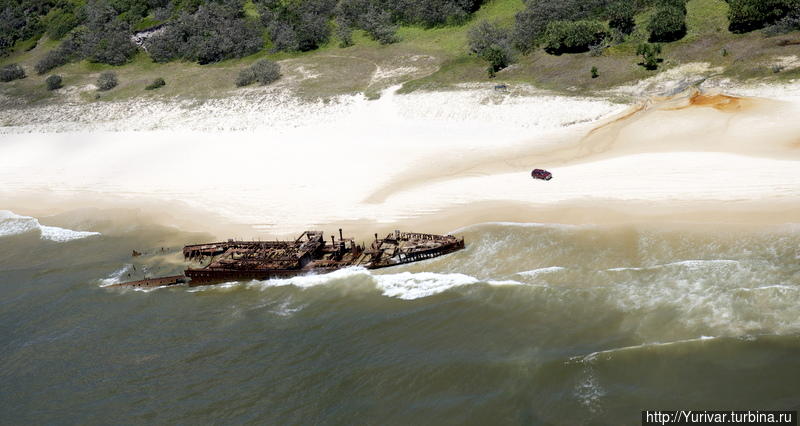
[1,210,799,424]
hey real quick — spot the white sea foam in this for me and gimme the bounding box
[517,266,566,277]
[450,222,582,234]
[606,259,740,272]
[573,336,721,363]
[574,364,606,414]
[375,272,521,300]
[0,210,100,242]
[188,267,522,300]
[661,259,740,268]
[271,300,304,317]
[736,284,799,292]
[99,264,134,287]
[187,281,240,292]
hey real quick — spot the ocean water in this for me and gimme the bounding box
[1,212,799,424]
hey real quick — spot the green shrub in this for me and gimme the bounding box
[591,66,599,78]
[97,71,118,91]
[36,49,71,74]
[468,20,515,76]
[35,28,84,75]
[543,20,608,54]
[0,64,26,82]
[251,59,281,84]
[145,77,165,90]
[235,69,256,87]
[648,5,687,42]
[636,42,662,70]
[236,59,281,87]
[43,8,78,40]
[761,8,800,35]
[727,0,797,33]
[46,74,63,90]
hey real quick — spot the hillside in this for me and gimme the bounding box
[0,0,799,106]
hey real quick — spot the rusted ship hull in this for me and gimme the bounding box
[111,230,465,288]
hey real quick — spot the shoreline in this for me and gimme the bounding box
[1,78,799,236]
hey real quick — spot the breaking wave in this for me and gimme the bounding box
[99,265,134,287]
[0,210,100,242]
[572,335,719,364]
[516,266,566,276]
[607,259,740,272]
[189,267,523,300]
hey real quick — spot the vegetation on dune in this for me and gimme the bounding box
[636,42,662,70]
[45,74,62,89]
[607,2,636,35]
[0,63,26,81]
[543,20,608,54]
[259,0,336,51]
[1,0,799,100]
[648,3,687,42]
[96,70,117,90]
[80,0,138,65]
[145,76,164,89]
[468,20,514,76]
[42,6,80,40]
[726,0,799,33]
[235,58,280,86]
[146,0,262,64]
[762,10,800,36]
[0,0,48,56]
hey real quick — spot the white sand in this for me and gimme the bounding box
[1,82,799,235]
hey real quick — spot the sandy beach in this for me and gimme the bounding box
[2,77,800,238]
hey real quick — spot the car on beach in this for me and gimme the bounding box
[531,169,553,181]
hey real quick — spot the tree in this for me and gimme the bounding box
[46,74,63,90]
[80,0,138,65]
[259,0,336,52]
[636,42,661,70]
[607,1,635,35]
[648,5,686,42]
[543,20,608,54]
[468,20,515,76]
[727,0,797,33]
[392,0,483,27]
[512,0,629,53]
[145,1,263,64]
[361,8,398,44]
[763,8,800,35]
[0,0,48,56]
[43,8,79,40]
[512,1,579,53]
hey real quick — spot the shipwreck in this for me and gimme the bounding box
[108,230,465,289]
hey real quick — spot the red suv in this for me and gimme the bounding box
[531,169,553,181]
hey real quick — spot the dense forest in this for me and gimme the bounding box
[1,0,799,77]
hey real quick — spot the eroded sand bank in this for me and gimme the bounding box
[1,82,799,238]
